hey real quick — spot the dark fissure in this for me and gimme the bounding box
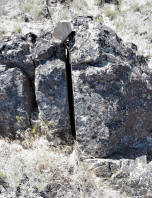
[64,42,76,139]
[31,59,38,111]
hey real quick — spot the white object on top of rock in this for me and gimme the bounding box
[52,21,72,43]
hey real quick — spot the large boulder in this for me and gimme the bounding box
[70,16,152,157]
[0,67,33,137]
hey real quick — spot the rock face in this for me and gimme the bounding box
[0,35,35,79]
[70,16,152,157]
[0,31,71,138]
[0,34,35,137]
[0,67,33,137]
[35,58,70,131]
[34,32,71,137]
[32,31,65,61]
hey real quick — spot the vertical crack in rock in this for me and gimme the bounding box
[25,58,39,128]
[31,59,38,112]
[64,41,76,139]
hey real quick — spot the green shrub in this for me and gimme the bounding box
[103,5,119,20]
[114,18,125,31]
[14,25,22,34]
[0,171,7,181]
[21,0,45,19]
[94,0,102,6]
[94,15,103,23]
[72,0,88,10]
[16,115,24,124]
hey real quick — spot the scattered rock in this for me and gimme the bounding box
[25,32,37,44]
[95,0,120,6]
[40,182,70,198]
[24,15,29,22]
[90,159,120,178]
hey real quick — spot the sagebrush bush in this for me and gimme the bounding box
[13,24,22,33]
[20,0,45,19]
[103,4,119,20]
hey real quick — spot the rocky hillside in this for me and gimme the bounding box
[0,0,152,198]
[0,0,152,57]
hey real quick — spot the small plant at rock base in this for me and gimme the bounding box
[94,15,103,24]
[49,120,54,127]
[16,115,24,125]
[31,125,41,137]
[40,120,49,129]
[40,120,55,128]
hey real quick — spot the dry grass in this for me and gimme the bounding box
[12,24,22,34]
[103,4,119,20]
[0,137,71,188]
[0,135,99,197]
[20,0,45,19]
